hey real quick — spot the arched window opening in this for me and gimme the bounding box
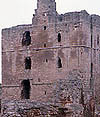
[21,79,31,99]
[97,35,99,45]
[25,57,31,69]
[57,57,62,68]
[58,33,61,42]
[22,31,31,46]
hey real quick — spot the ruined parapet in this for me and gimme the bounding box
[32,0,57,25]
[91,14,100,26]
[57,10,89,23]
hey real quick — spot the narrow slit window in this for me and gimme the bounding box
[91,63,93,78]
[22,31,31,46]
[45,91,47,95]
[58,33,61,42]
[57,57,62,68]
[44,26,46,30]
[46,59,48,62]
[21,79,31,99]
[38,78,41,82]
[91,63,93,73]
[97,35,99,45]
[25,57,31,69]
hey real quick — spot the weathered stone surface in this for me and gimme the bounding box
[1,100,82,117]
[1,0,100,116]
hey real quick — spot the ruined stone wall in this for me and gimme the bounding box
[92,15,100,104]
[2,21,91,101]
[1,100,83,117]
[2,0,100,106]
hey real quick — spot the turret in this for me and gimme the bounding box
[37,0,56,15]
[32,0,57,25]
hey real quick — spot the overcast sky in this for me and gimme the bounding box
[0,0,100,83]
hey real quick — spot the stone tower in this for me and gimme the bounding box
[32,0,57,25]
[2,0,100,106]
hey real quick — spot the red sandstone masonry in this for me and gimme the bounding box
[2,0,100,113]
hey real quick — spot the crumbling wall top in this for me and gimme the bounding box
[57,10,90,23]
[2,24,32,32]
[91,14,100,26]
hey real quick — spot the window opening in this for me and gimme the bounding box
[45,91,47,95]
[43,13,47,16]
[74,25,78,29]
[58,33,61,42]
[59,17,62,22]
[44,43,47,47]
[97,35,99,45]
[21,79,31,99]
[46,59,48,63]
[44,13,47,16]
[91,63,93,77]
[57,57,62,68]
[22,31,31,46]
[25,57,31,69]
[38,78,41,82]
[44,26,47,30]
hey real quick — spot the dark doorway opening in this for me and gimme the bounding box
[25,57,31,69]
[21,79,31,99]
[22,31,31,46]
[57,57,62,68]
[58,33,61,42]
[44,43,47,47]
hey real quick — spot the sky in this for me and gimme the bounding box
[0,0,100,83]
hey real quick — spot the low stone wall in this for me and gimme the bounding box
[1,99,100,117]
[1,100,84,117]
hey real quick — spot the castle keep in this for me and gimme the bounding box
[2,0,100,115]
